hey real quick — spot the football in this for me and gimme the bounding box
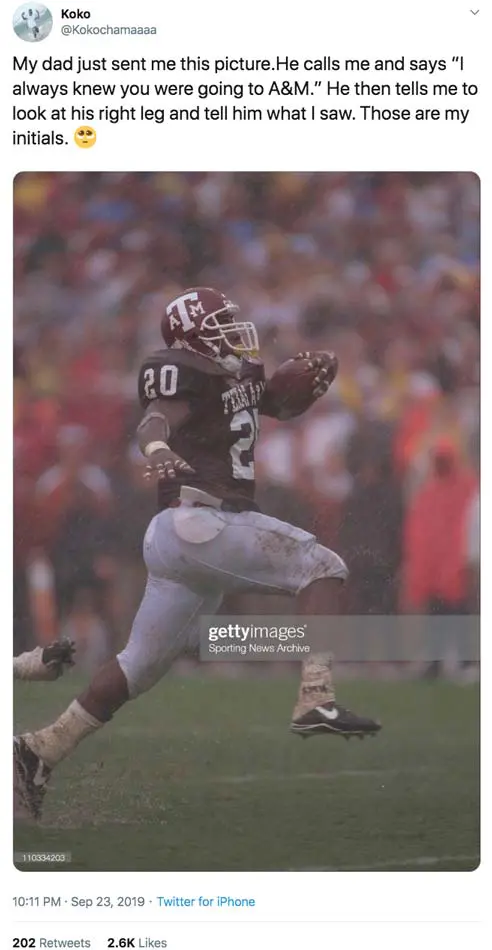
[267,354,338,415]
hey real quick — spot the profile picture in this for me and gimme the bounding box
[13,3,53,42]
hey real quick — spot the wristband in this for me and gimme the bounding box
[144,441,170,458]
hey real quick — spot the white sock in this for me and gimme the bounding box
[24,700,104,768]
[293,652,335,716]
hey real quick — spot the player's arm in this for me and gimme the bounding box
[137,400,195,481]
[13,639,76,682]
[260,351,338,420]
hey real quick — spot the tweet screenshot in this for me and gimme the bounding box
[7,0,488,947]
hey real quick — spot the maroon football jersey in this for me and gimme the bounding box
[138,349,266,511]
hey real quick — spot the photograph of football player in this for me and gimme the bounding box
[13,4,52,42]
[13,172,479,871]
[14,286,380,819]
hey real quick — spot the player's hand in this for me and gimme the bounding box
[144,447,195,482]
[41,638,76,678]
[294,351,339,398]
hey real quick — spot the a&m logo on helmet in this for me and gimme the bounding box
[166,291,205,332]
[161,288,259,371]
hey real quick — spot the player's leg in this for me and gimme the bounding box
[290,576,381,738]
[242,521,380,737]
[290,576,341,714]
[179,508,380,738]
[14,578,222,818]
[14,515,223,818]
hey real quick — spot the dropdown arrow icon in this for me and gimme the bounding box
[470,9,479,13]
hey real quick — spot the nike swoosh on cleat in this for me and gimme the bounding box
[315,705,339,721]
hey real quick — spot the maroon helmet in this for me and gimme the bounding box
[161,287,259,369]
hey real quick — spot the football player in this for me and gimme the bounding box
[21,8,41,40]
[14,288,380,819]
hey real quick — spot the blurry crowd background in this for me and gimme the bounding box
[14,172,480,667]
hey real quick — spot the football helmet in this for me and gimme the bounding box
[161,287,259,371]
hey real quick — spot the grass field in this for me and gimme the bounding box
[14,675,479,872]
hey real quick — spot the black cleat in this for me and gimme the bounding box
[13,737,51,819]
[290,702,381,739]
